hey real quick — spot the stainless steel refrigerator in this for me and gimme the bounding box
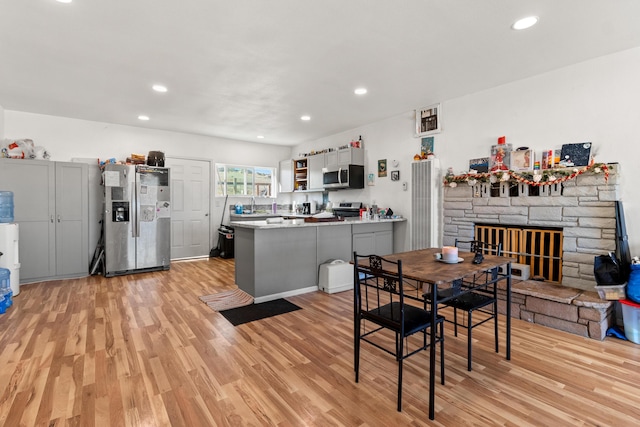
[103,164,171,277]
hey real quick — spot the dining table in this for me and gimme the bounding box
[385,247,512,420]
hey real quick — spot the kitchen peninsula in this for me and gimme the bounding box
[232,217,406,302]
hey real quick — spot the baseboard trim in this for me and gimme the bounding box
[253,286,318,304]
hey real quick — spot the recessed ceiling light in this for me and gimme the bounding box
[138,115,150,121]
[354,88,367,95]
[300,115,311,121]
[512,16,539,30]
[152,84,168,93]
[257,135,265,139]
[56,0,72,3]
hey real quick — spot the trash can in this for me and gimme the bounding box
[620,299,640,344]
[218,226,234,259]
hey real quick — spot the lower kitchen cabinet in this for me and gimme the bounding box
[352,222,393,257]
[0,159,89,283]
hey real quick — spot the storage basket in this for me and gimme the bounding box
[595,283,626,301]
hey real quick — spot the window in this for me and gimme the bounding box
[215,164,275,197]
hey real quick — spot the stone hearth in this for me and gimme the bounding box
[497,280,614,340]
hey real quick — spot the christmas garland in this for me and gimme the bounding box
[443,162,610,187]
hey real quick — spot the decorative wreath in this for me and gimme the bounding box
[443,162,610,188]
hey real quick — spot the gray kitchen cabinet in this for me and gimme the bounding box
[307,153,325,191]
[352,222,393,257]
[326,147,364,167]
[317,223,352,265]
[0,159,89,283]
[279,158,293,193]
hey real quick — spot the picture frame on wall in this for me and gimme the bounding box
[391,170,400,181]
[560,142,592,167]
[421,136,435,156]
[469,157,490,173]
[367,173,375,186]
[415,103,441,137]
[378,159,387,177]
[511,149,534,171]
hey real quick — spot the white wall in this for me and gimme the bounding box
[2,112,293,249]
[296,47,640,255]
[4,47,640,256]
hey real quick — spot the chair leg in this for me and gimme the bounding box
[467,311,473,371]
[494,300,499,353]
[453,307,459,337]
[439,321,445,385]
[354,317,360,382]
[397,333,403,412]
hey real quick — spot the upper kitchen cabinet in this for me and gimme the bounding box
[325,147,364,168]
[0,159,89,283]
[279,159,293,193]
[307,153,325,191]
[293,158,308,191]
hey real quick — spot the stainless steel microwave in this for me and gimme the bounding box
[323,165,365,189]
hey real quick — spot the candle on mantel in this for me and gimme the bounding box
[442,246,458,262]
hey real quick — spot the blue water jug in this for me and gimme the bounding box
[0,191,13,223]
[0,268,10,314]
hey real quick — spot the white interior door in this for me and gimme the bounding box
[165,157,211,259]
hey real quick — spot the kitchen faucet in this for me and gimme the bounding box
[251,196,255,213]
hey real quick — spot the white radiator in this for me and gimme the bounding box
[411,160,441,250]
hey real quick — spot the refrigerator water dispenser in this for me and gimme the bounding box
[112,201,130,222]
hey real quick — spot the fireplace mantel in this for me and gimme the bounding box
[442,164,619,291]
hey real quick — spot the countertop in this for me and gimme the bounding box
[230,211,312,219]
[230,216,405,229]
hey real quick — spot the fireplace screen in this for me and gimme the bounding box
[475,225,563,283]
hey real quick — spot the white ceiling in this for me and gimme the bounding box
[1,1,639,146]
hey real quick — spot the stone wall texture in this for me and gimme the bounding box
[443,164,619,291]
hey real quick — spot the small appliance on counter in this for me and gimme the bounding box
[302,201,316,215]
[332,202,363,218]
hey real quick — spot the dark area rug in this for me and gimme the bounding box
[220,299,302,326]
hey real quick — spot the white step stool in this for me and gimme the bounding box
[318,260,353,294]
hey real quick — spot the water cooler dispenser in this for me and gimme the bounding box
[0,190,20,298]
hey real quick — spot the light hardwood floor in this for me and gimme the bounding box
[0,257,639,426]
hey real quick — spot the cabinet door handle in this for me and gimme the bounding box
[57,215,61,223]
[51,215,54,223]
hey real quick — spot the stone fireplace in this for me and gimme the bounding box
[442,164,619,291]
[441,165,620,339]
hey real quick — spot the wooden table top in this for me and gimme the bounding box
[384,248,512,285]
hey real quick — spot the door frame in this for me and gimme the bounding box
[165,156,214,260]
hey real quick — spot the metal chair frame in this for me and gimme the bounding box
[435,240,502,371]
[354,252,445,412]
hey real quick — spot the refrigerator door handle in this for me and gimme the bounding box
[134,180,140,238]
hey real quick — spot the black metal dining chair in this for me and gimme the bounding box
[445,239,502,371]
[353,252,445,412]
